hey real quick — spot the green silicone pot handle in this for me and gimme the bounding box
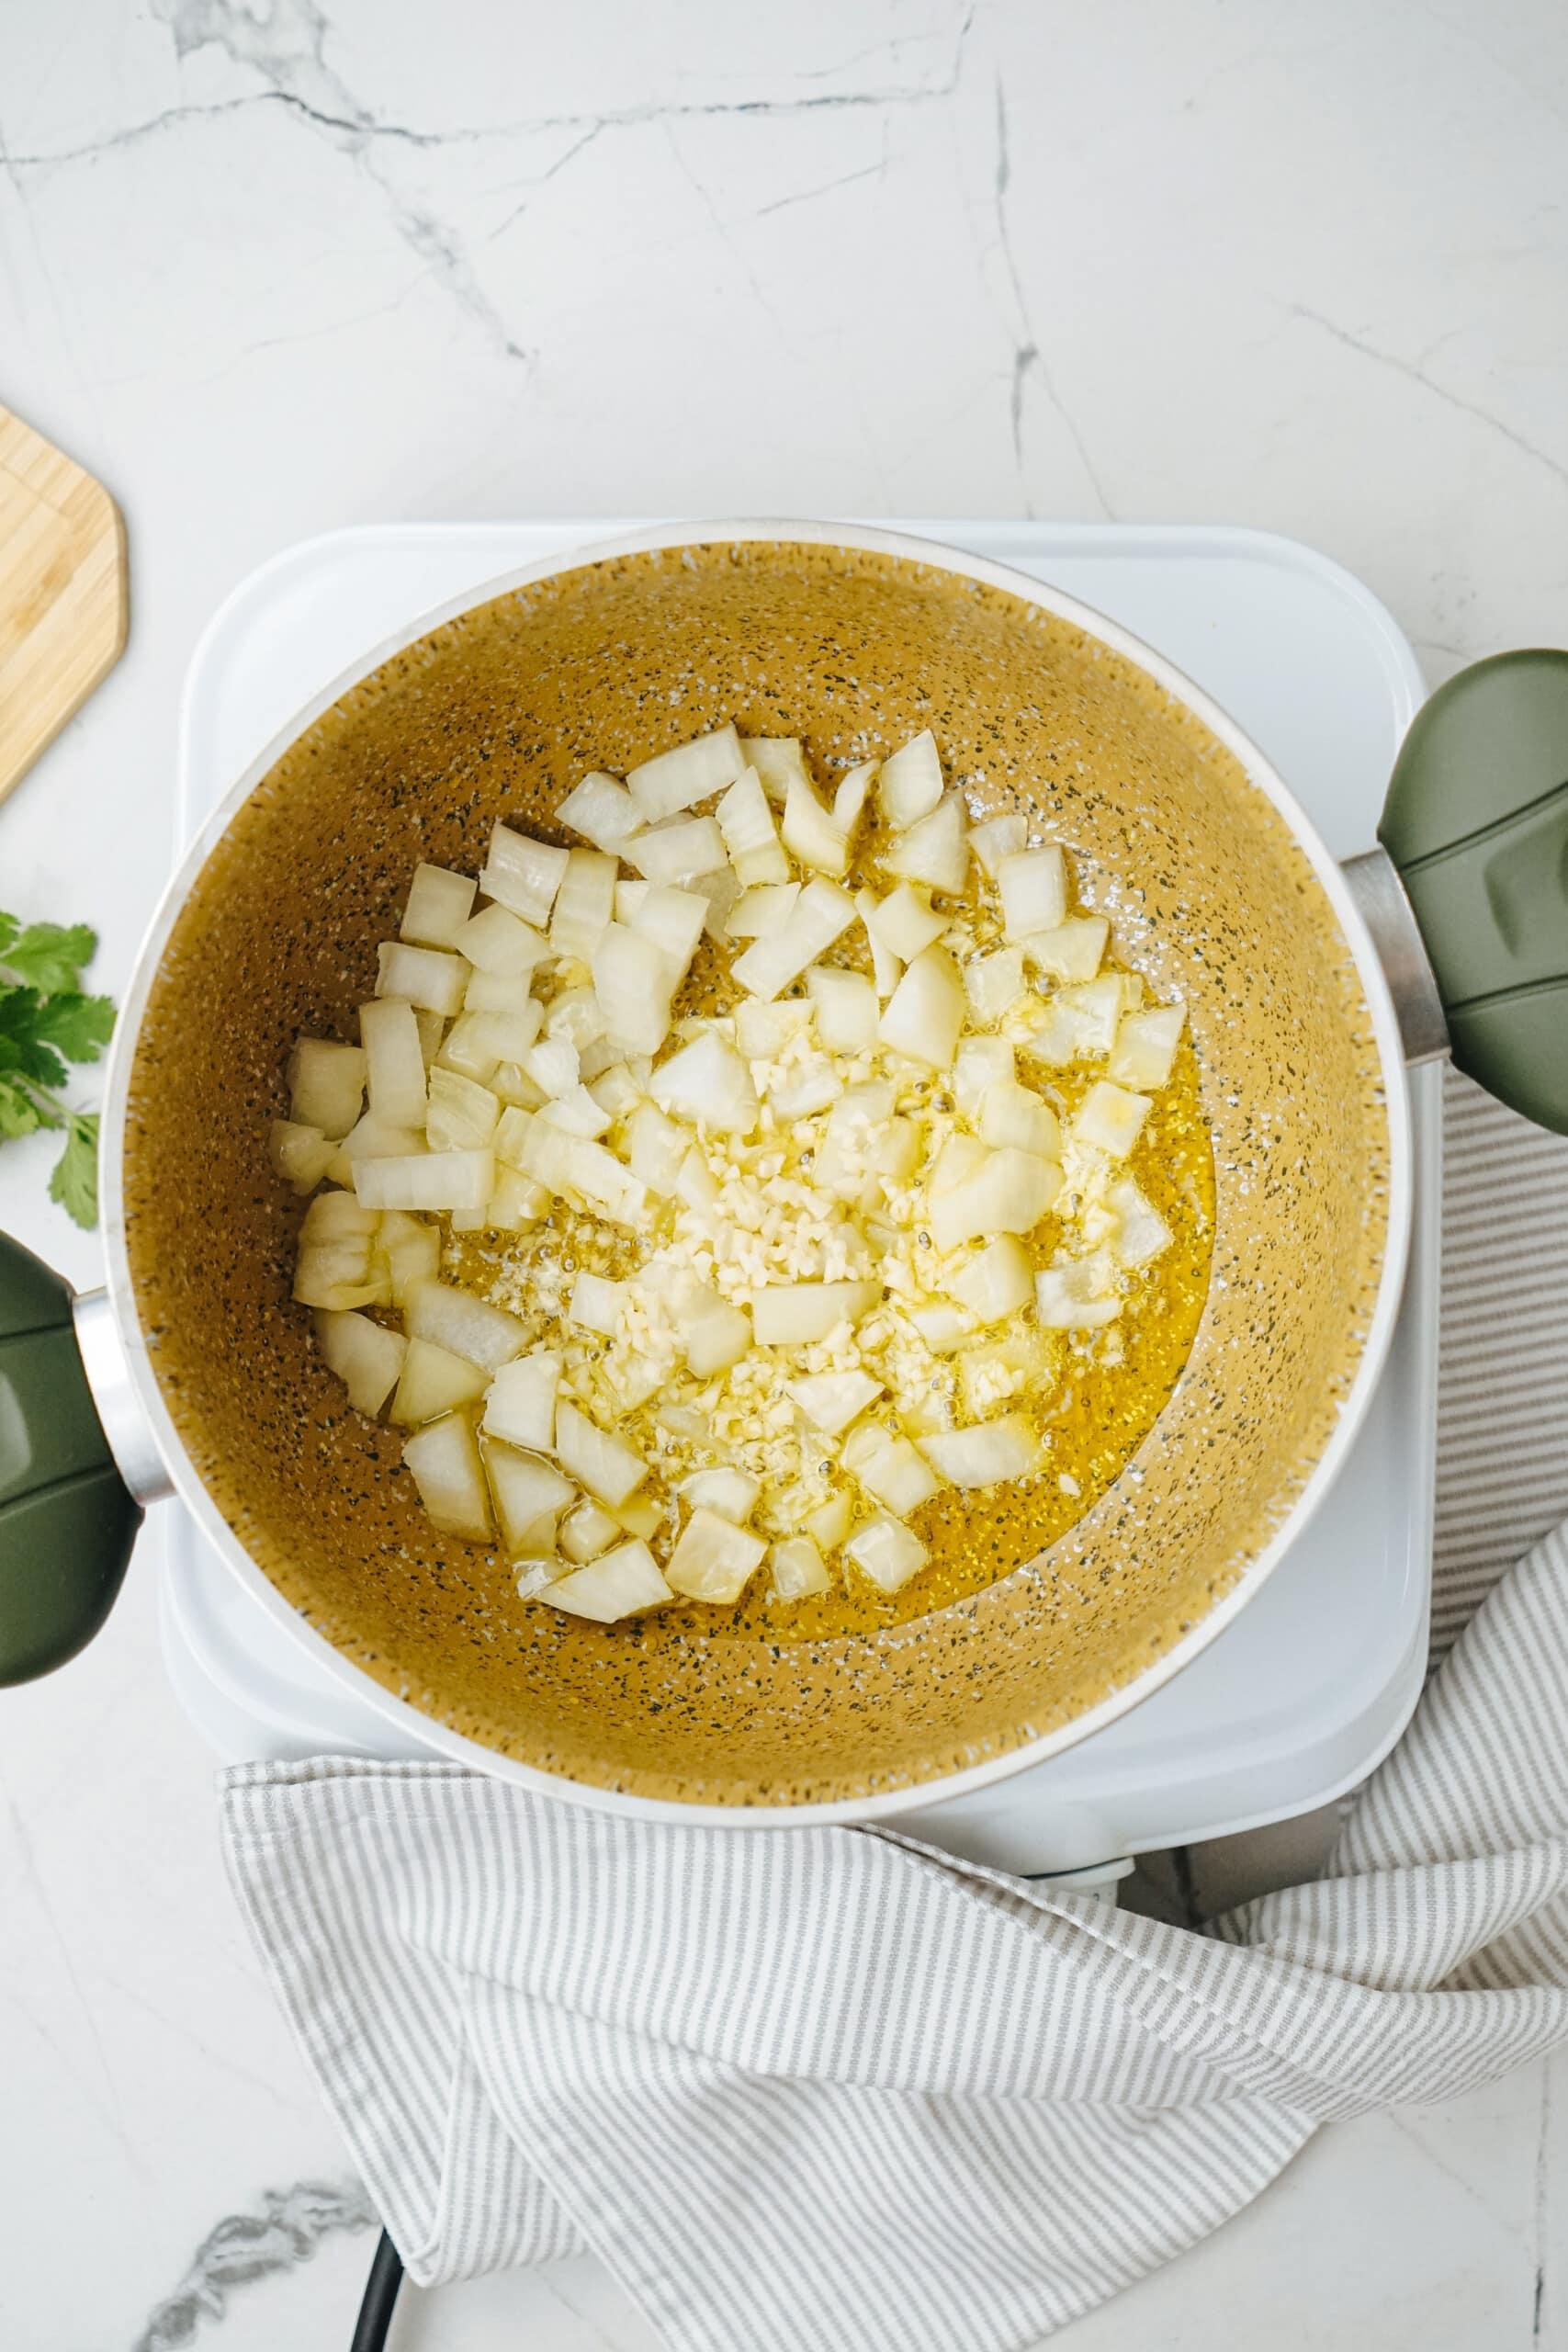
[1379,649,1568,1133]
[0,1232,141,1684]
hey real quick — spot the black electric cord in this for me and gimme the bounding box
[350,2228,404,2352]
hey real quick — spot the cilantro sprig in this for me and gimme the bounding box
[0,912,116,1228]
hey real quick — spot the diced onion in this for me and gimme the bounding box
[1109,1003,1185,1091]
[927,1146,1062,1253]
[483,1351,561,1451]
[678,1466,761,1522]
[953,1035,1015,1116]
[946,1236,1034,1324]
[977,1079,1061,1159]
[805,1489,854,1550]
[425,1068,500,1152]
[549,848,617,963]
[483,1440,575,1555]
[998,848,1067,941]
[626,724,746,821]
[391,1337,489,1426]
[739,736,812,806]
[623,815,728,885]
[558,771,645,854]
[554,1400,649,1508]
[716,768,790,887]
[1105,1176,1173,1267]
[751,1279,880,1346]
[650,1030,758,1133]
[455,904,549,978]
[729,879,856,1000]
[728,881,801,938]
[313,1309,406,1415]
[569,1271,624,1336]
[547,1539,671,1622]
[854,887,901,997]
[967,812,1027,876]
[918,1414,1039,1487]
[870,883,947,963]
[403,1277,529,1371]
[592,922,676,1057]
[876,729,943,829]
[1022,916,1109,984]
[878,945,964,1069]
[355,1149,494,1216]
[480,823,570,926]
[359,997,430,1127]
[883,793,969,896]
[401,863,477,950]
[787,1369,883,1435]
[840,1421,940,1515]
[844,1514,929,1591]
[1071,1080,1152,1159]
[559,1496,621,1563]
[770,1536,830,1600]
[805,966,878,1051]
[1035,1260,1122,1329]
[270,1120,334,1194]
[402,1413,492,1540]
[782,774,852,877]
[288,1039,367,1139]
[666,1507,767,1602]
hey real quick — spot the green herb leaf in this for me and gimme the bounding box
[0,1073,49,1138]
[1,920,98,995]
[30,991,117,1064]
[0,993,69,1092]
[0,913,18,959]
[49,1112,99,1228]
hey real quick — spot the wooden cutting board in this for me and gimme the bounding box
[0,405,128,806]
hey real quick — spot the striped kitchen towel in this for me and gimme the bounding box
[220,1071,1568,2352]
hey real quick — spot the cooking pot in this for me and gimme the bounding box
[3,522,1564,1822]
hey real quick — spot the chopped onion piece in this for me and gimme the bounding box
[679,1466,761,1522]
[483,1441,575,1555]
[519,1038,580,1100]
[375,942,468,1018]
[782,774,852,877]
[854,887,901,997]
[425,1068,500,1152]
[554,1401,649,1508]
[626,724,745,820]
[547,1538,671,1623]
[569,1271,624,1336]
[805,966,878,1052]
[967,811,1027,877]
[684,1295,751,1375]
[962,948,1026,1027]
[716,767,790,887]
[488,1167,549,1231]
[928,1146,1062,1253]
[1105,1176,1173,1268]
[768,1053,842,1122]
[612,1492,663,1539]
[391,1337,488,1425]
[520,1123,650,1228]
[455,903,549,978]
[739,735,812,806]
[918,1414,1039,1487]
[288,1039,367,1139]
[833,761,877,834]
[751,1279,880,1346]
[879,945,964,1069]
[537,1084,612,1140]
[559,1496,621,1563]
[869,884,947,963]
[954,1039,1016,1123]
[623,815,727,885]
[515,1556,568,1600]
[736,997,810,1059]
[1036,1260,1122,1329]
[402,1413,492,1541]
[667,1507,767,1602]
[908,1301,974,1352]
[728,881,801,938]
[313,1309,406,1415]
[355,1149,494,1216]
[558,770,645,854]
[301,1190,379,1243]
[464,968,535,1017]
[627,1102,687,1194]
[998,848,1067,941]
[625,884,708,974]
[482,1351,560,1453]
[840,1421,941,1514]
[1109,1003,1185,1091]
[730,878,857,1000]
[805,1489,854,1550]
[845,1514,929,1592]
[651,1030,758,1133]
[592,922,676,1057]
[401,1278,527,1374]
[884,791,970,896]
[787,1369,883,1436]
[436,1011,501,1085]
[946,1236,1034,1323]
[770,1536,830,1600]
[480,824,570,926]
[401,863,477,948]
[270,1120,334,1194]
[978,1079,1061,1159]
[877,729,943,829]
[549,848,617,962]
[928,1132,990,1195]
[1022,916,1109,984]
[1072,1080,1152,1159]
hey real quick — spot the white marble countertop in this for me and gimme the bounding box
[2,2,1566,2346]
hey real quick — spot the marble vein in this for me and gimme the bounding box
[991,75,1113,521]
[131,2178,375,2352]
[1289,302,1568,494]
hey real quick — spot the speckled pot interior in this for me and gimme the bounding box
[122,538,1391,1805]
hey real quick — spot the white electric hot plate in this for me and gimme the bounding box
[159,521,1438,1878]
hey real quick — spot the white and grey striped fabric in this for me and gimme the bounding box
[220,1075,1568,2352]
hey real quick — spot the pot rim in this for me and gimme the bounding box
[100,516,1415,1824]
